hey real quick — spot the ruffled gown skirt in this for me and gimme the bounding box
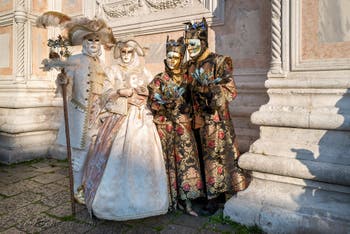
[91,105,169,220]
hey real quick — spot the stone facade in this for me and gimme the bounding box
[1,0,348,232]
[224,0,350,233]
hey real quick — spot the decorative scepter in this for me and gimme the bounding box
[41,35,76,215]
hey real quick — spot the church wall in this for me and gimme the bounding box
[225,0,350,232]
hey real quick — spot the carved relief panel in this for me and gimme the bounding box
[91,0,224,36]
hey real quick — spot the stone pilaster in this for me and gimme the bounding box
[224,0,350,233]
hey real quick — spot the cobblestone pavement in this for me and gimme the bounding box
[0,159,259,234]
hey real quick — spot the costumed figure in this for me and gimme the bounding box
[36,12,116,204]
[184,18,250,214]
[83,39,169,220]
[148,37,204,216]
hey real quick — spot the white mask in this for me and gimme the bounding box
[82,34,101,57]
[120,46,134,64]
[186,39,201,58]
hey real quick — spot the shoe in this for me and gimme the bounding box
[199,199,219,216]
[178,200,198,217]
[74,185,86,205]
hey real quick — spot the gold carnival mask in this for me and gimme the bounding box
[166,51,181,70]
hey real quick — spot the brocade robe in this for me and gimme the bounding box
[148,72,204,209]
[187,49,250,199]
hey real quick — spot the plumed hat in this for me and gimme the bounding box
[166,36,186,57]
[113,39,145,59]
[36,11,116,46]
[184,17,208,43]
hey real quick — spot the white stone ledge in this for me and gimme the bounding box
[0,130,57,149]
[251,110,350,130]
[252,171,350,194]
[266,76,350,89]
[0,131,57,164]
[0,107,61,133]
[239,152,350,186]
[250,139,350,166]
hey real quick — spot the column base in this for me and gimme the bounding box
[224,172,350,234]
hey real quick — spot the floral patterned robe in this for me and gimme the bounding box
[187,49,250,199]
[148,72,204,209]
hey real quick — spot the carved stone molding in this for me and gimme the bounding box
[14,0,27,82]
[90,0,225,36]
[101,0,192,18]
[269,0,282,74]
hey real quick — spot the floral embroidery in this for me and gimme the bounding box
[213,114,220,122]
[188,53,249,199]
[218,131,225,139]
[208,140,215,148]
[148,72,204,209]
[176,126,184,135]
[166,124,173,132]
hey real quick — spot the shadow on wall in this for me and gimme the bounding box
[291,88,350,233]
[211,0,271,153]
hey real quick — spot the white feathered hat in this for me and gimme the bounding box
[36,11,116,46]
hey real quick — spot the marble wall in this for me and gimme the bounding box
[213,0,270,151]
[224,0,350,232]
[303,0,350,60]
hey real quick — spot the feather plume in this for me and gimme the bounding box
[36,11,71,28]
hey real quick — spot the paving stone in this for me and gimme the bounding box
[0,191,42,216]
[0,180,41,197]
[140,213,175,227]
[19,191,43,203]
[55,167,69,176]
[31,173,66,184]
[85,222,125,234]
[30,183,66,197]
[29,162,51,169]
[0,172,21,185]
[1,227,26,234]
[15,171,42,180]
[46,203,72,218]
[172,213,209,229]
[40,221,94,234]
[75,208,104,226]
[0,203,50,231]
[54,177,69,187]
[34,165,61,173]
[41,190,71,207]
[2,165,36,174]
[159,224,198,234]
[198,229,222,234]
[16,214,61,233]
[125,226,159,234]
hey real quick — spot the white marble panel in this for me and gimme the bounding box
[319,0,350,43]
[0,33,10,68]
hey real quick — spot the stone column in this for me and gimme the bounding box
[224,0,350,233]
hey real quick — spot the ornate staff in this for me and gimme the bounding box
[41,35,76,215]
